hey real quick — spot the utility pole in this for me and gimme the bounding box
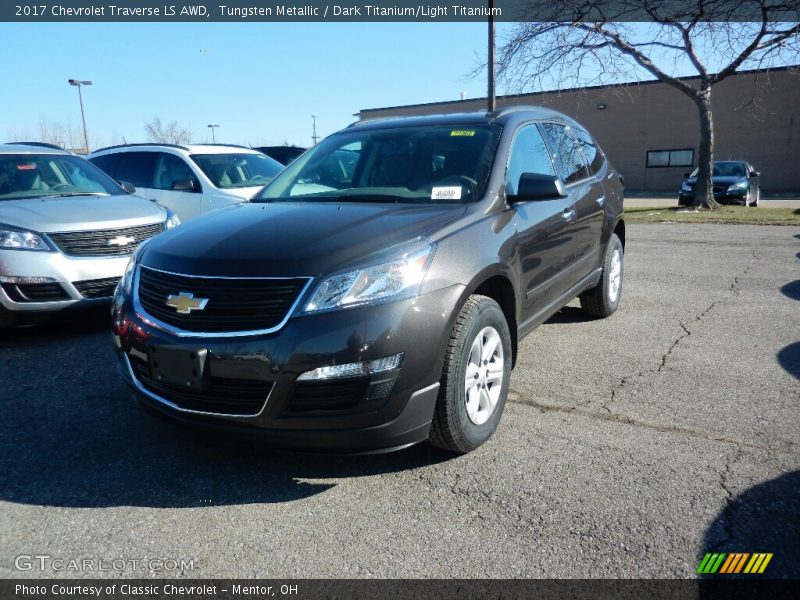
[68,79,92,153]
[208,124,219,143]
[311,115,319,146]
[487,0,496,112]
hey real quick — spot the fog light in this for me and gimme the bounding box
[297,353,404,381]
[0,275,58,284]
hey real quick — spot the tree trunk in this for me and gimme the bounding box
[692,87,720,209]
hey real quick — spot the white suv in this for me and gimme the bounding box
[88,144,284,221]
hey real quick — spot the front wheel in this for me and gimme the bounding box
[428,295,512,453]
[580,233,624,318]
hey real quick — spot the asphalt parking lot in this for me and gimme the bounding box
[1,223,798,579]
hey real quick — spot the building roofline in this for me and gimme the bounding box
[359,63,800,115]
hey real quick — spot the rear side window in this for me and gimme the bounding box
[538,123,590,185]
[506,124,556,196]
[572,127,605,175]
[114,152,157,188]
[88,153,120,178]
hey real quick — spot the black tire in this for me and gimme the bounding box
[428,295,512,453]
[579,234,624,318]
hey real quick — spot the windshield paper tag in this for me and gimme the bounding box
[431,186,462,200]
[450,130,475,137]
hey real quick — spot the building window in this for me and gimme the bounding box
[646,149,694,168]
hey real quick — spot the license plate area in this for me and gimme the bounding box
[148,346,209,390]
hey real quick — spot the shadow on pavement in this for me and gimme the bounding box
[544,305,596,325]
[0,318,454,509]
[0,389,453,508]
[700,471,800,579]
[777,342,800,380]
[780,281,800,301]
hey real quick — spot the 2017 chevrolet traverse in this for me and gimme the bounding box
[112,107,625,453]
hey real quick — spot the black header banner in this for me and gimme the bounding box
[3,0,799,22]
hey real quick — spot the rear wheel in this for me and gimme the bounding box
[580,234,624,318]
[428,295,512,453]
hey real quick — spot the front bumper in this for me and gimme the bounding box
[678,188,748,205]
[0,249,128,325]
[113,284,465,452]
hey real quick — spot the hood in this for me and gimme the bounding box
[213,186,265,200]
[683,175,747,186]
[142,201,467,278]
[0,194,167,233]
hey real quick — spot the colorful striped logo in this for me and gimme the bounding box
[697,552,773,574]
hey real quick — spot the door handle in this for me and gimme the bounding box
[562,209,576,221]
[596,196,606,206]
[607,172,614,180]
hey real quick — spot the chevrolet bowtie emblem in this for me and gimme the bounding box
[165,292,209,314]
[107,235,136,247]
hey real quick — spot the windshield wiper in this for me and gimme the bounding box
[304,194,416,203]
[37,192,110,199]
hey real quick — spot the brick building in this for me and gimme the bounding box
[358,66,799,194]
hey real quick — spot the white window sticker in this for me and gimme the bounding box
[431,186,462,200]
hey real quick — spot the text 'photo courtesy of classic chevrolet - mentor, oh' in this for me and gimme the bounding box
[111,107,626,453]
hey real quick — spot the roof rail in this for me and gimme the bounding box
[91,142,190,153]
[6,141,68,151]
[198,143,253,150]
[488,105,536,119]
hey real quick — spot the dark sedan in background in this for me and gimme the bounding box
[678,160,760,207]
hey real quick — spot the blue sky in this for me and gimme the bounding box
[1,22,501,148]
[2,22,793,150]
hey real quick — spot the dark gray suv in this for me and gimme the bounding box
[111,107,625,453]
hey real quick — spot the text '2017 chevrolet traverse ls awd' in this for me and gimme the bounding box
[112,107,625,453]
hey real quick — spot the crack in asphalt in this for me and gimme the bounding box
[711,445,744,551]
[596,248,761,416]
[506,391,788,453]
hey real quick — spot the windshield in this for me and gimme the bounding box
[690,162,747,178]
[190,153,283,189]
[254,124,502,204]
[0,154,124,200]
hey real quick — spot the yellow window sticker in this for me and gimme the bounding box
[450,130,476,137]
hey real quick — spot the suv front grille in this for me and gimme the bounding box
[49,222,164,257]
[137,267,310,333]
[131,360,271,415]
[73,277,121,299]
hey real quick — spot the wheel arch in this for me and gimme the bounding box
[458,269,519,368]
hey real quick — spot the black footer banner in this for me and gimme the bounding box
[2,579,799,600]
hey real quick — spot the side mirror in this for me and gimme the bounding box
[749,171,760,178]
[118,180,136,194]
[172,179,199,192]
[513,173,567,202]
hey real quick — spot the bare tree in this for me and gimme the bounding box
[37,119,84,149]
[495,1,800,208]
[144,117,193,145]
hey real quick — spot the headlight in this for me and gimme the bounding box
[0,226,51,251]
[119,240,151,296]
[165,210,181,229]
[303,241,434,313]
[728,182,748,192]
[680,182,693,192]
